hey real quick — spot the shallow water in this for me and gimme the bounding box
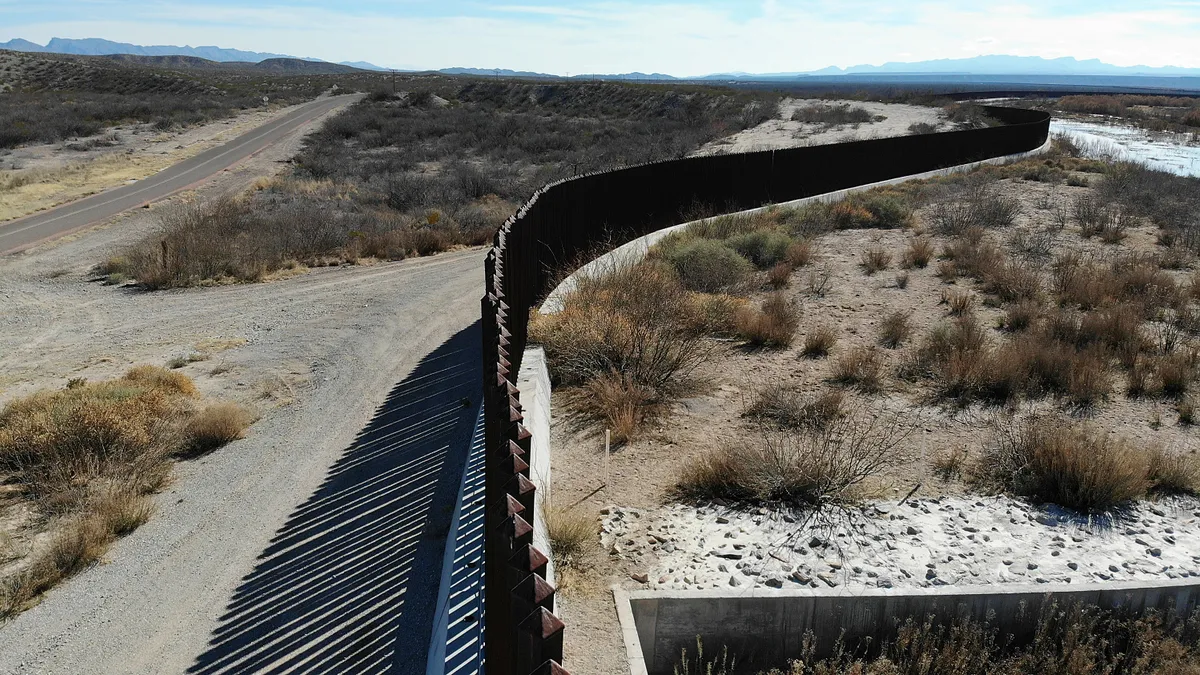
[1050,118,1200,177]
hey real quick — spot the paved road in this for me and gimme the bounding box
[0,93,362,254]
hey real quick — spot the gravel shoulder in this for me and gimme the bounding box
[0,104,485,673]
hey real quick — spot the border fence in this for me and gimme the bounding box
[478,105,1050,675]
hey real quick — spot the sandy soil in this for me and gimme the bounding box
[553,170,1200,673]
[0,102,312,223]
[0,102,485,672]
[694,99,949,155]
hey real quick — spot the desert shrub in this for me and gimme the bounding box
[1158,350,1198,397]
[849,193,913,229]
[805,263,833,297]
[531,261,709,391]
[744,386,844,431]
[902,237,934,269]
[908,122,938,135]
[767,262,793,289]
[677,407,912,508]
[860,245,892,275]
[895,272,909,289]
[531,261,715,441]
[785,240,814,267]
[928,185,1021,235]
[976,417,1152,511]
[1003,300,1041,329]
[726,230,793,269]
[735,293,800,348]
[831,347,884,392]
[791,103,873,125]
[730,604,1200,675]
[878,311,912,348]
[801,325,838,358]
[666,239,754,293]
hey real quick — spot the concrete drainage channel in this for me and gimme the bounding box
[615,581,1200,675]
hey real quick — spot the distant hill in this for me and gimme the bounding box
[92,53,368,74]
[0,37,382,70]
[700,55,1200,79]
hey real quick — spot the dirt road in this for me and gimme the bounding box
[0,94,361,254]
[0,91,487,672]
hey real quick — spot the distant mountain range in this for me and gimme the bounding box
[0,37,386,71]
[2,39,1198,82]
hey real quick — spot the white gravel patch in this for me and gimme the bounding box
[603,495,1200,591]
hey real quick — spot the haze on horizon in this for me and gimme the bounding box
[2,0,1198,76]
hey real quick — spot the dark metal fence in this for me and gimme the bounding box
[479,105,1050,675]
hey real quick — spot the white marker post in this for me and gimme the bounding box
[604,428,611,489]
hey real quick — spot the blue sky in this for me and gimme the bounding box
[3,1,1199,74]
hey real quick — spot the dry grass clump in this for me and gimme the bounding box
[542,503,597,575]
[831,347,884,393]
[975,416,1199,511]
[0,367,252,617]
[801,325,838,358]
[677,407,912,508]
[901,237,934,269]
[185,403,256,455]
[941,289,976,316]
[860,245,892,275]
[735,293,800,348]
[931,447,970,481]
[531,261,715,442]
[743,386,844,431]
[878,311,912,348]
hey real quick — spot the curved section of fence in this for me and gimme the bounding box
[479,105,1051,675]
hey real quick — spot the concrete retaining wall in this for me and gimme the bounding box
[517,346,554,587]
[541,138,1051,314]
[615,580,1200,675]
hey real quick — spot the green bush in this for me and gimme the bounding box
[726,230,793,269]
[666,239,753,292]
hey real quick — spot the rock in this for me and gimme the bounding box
[826,559,843,570]
[1110,564,1121,573]
[906,526,920,536]
[765,577,784,589]
[791,570,812,584]
[716,516,730,524]
[1068,562,1079,571]
[718,563,730,573]
[817,573,839,587]
[1135,538,1150,547]
[1027,562,1039,570]
[713,551,743,560]
[729,576,742,587]
[1151,507,1167,517]
[876,577,894,588]
[809,537,825,549]
[925,568,937,580]
[1150,547,1163,557]
[631,573,649,584]
[1002,559,1014,566]
[658,575,670,584]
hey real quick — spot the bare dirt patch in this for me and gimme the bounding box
[695,98,949,155]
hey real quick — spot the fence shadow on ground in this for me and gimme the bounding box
[189,321,483,675]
